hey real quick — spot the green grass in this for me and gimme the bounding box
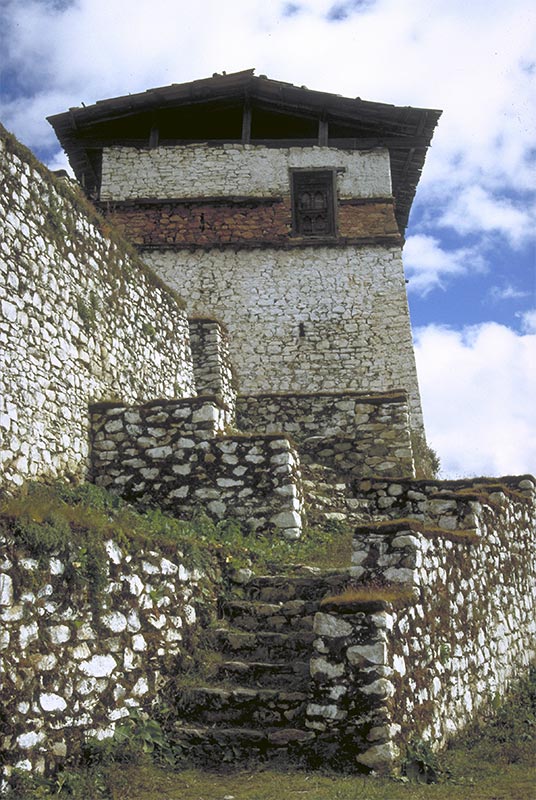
[0,480,353,581]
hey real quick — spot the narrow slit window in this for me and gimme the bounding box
[292,170,336,237]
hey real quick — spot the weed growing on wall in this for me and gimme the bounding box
[411,432,441,479]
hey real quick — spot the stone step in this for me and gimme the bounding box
[241,570,354,603]
[171,723,316,767]
[216,659,311,689]
[209,627,316,660]
[175,685,308,726]
[221,599,317,632]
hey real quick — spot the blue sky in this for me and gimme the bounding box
[1,0,535,478]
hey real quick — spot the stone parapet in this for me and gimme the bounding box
[90,397,304,539]
[188,318,237,420]
[353,474,535,525]
[237,391,415,478]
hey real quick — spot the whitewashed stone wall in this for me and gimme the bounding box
[306,480,536,772]
[0,534,206,778]
[144,245,424,431]
[0,128,195,488]
[100,144,391,201]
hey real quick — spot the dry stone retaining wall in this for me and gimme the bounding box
[0,128,195,490]
[0,534,206,778]
[306,480,536,771]
[353,474,536,524]
[237,391,415,479]
[90,397,303,539]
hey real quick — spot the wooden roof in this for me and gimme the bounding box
[47,69,441,234]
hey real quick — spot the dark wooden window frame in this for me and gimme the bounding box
[290,169,337,238]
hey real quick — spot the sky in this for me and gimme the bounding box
[1,0,535,479]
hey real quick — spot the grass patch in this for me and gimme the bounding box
[0,480,353,597]
[320,583,416,611]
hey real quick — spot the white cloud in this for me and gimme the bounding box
[403,234,486,295]
[437,186,536,247]
[415,322,536,478]
[1,0,535,169]
[488,283,531,303]
[518,308,536,333]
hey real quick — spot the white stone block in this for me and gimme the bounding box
[49,625,71,644]
[313,612,353,638]
[39,693,67,712]
[310,657,345,680]
[0,573,13,605]
[347,642,387,666]
[271,510,301,529]
[360,678,395,698]
[79,654,117,677]
[102,611,127,633]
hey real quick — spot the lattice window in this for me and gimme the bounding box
[292,170,336,237]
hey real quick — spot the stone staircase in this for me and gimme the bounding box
[301,462,370,529]
[168,570,354,768]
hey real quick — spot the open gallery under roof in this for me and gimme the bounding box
[48,69,441,235]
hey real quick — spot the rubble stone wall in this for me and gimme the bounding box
[0,534,206,777]
[236,391,415,478]
[90,397,303,539]
[306,481,536,771]
[353,474,535,524]
[0,127,195,490]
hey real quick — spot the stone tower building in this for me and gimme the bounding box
[48,70,441,437]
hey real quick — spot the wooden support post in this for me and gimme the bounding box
[319,117,329,146]
[149,125,159,149]
[242,102,252,144]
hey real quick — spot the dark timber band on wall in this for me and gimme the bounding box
[98,195,402,248]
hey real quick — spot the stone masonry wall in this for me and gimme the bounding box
[0,533,206,778]
[236,391,415,479]
[90,397,303,539]
[305,479,536,772]
[0,127,195,489]
[100,145,392,201]
[144,246,424,433]
[352,473,536,524]
[188,318,237,421]
[99,142,424,435]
